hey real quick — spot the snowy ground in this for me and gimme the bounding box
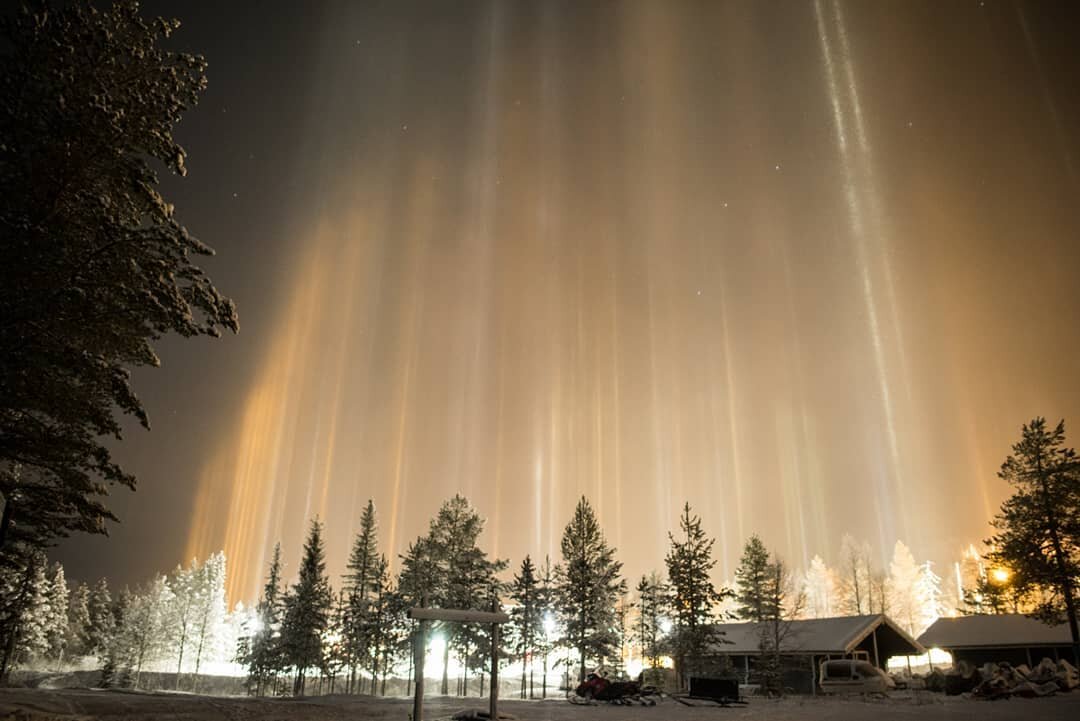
[2,689,1079,721]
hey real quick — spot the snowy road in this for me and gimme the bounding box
[2,689,1078,720]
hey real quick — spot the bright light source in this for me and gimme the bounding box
[543,613,556,635]
[990,568,1009,584]
[659,617,673,635]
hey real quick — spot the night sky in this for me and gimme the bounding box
[53,0,1080,602]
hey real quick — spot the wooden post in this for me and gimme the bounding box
[413,594,428,721]
[490,598,500,721]
[407,602,509,720]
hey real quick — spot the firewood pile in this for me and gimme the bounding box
[922,658,1078,700]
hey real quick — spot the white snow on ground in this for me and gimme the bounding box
[1,689,1079,721]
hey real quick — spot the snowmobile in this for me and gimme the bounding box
[567,669,661,705]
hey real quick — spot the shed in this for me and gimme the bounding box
[917,614,1075,667]
[710,615,923,694]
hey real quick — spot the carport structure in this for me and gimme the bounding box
[918,614,1076,667]
[710,614,924,693]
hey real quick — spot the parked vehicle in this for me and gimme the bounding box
[819,659,896,694]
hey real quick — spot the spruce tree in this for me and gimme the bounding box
[12,555,50,665]
[535,556,556,698]
[987,417,1080,663]
[343,500,381,693]
[755,556,803,696]
[246,543,283,695]
[66,582,92,658]
[280,521,332,696]
[635,572,666,670]
[44,562,70,667]
[86,578,114,657]
[734,535,775,622]
[665,503,729,684]
[0,0,237,552]
[424,495,505,695]
[510,555,538,698]
[555,496,626,681]
[395,538,439,697]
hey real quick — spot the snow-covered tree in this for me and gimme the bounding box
[887,541,922,635]
[12,556,51,664]
[914,561,944,636]
[86,578,114,657]
[735,535,776,622]
[242,543,284,696]
[43,563,69,666]
[66,582,92,657]
[756,555,804,696]
[665,503,730,684]
[343,500,383,693]
[510,555,539,699]
[836,534,873,615]
[0,0,238,555]
[190,551,228,690]
[167,559,199,686]
[555,497,625,682]
[120,575,175,688]
[424,495,505,695]
[635,572,667,670]
[801,555,837,619]
[280,521,332,696]
[534,556,557,698]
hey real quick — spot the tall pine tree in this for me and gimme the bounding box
[555,497,625,681]
[343,500,382,693]
[635,572,666,670]
[424,495,505,695]
[987,417,1080,663]
[734,535,775,622]
[245,543,283,696]
[280,521,332,696]
[665,503,729,685]
[510,555,539,699]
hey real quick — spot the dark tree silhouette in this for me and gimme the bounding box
[280,522,332,695]
[555,496,625,682]
[987,418,1080,664]
[0,1,237,556]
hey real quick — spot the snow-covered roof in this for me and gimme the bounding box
[710,615,924,656]
[918,614,1073,650]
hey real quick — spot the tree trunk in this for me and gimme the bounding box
[541,651,547,699]
[175,630,186,690]
[441,640,450,695]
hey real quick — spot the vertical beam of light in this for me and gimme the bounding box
[1015,3,1078,190]
[611,241,623,552]
[832,0,913,409]
[814,0,905,547]
[718,283,745,550]
[184,241,326,601]
[387,159,437,574]
[537,0,563,562]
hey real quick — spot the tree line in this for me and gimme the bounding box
[1,412,1077,695]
